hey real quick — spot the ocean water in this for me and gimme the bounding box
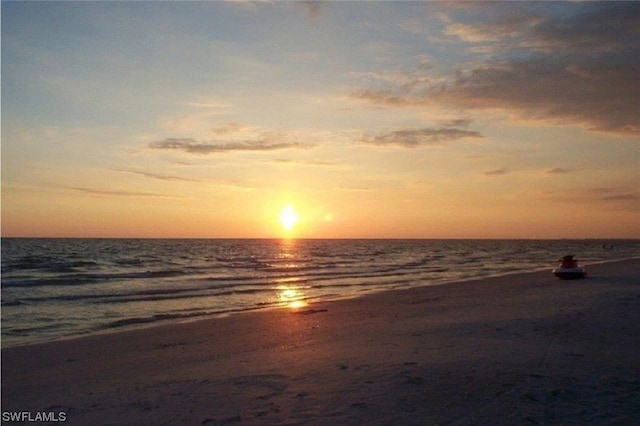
[2,238,639,348]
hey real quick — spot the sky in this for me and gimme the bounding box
[1,1,639,239]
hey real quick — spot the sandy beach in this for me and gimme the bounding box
[2,259,639,425]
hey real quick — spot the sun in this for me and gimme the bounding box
[279,205,299,233]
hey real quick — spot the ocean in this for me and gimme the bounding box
[2,238,639,348]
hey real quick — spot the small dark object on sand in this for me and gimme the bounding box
[553,255,586,279]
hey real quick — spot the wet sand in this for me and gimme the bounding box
[2,259,639,425]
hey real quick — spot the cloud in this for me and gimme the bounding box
[590,186,629,195]
[274,158,339,167]
[575,187,640,210]
[149,138,313,155]
[151,123,317,155]
[355,58,639,136]
[112,168,201,183]
[211,122,247,136]
[441,2,639,54]
[66,187,180,199]
[485,168,509,176]
[351,89,411,107]
[353,3,640,136]
[438,118,472,128]
[184,100,235,111]
[296,1,326,21]
[442,60,638,135]
[528,2,640,54]
[444,14,541,44]
[544,186,640,211]
[590,187,640,202]
[602,193,640,202]
[362,127,482,148]
[546,168,573,175]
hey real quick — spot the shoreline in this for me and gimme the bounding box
[4,257,638,350]
[3,259,640,424]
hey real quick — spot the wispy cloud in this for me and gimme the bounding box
[602,193,640,202]
[544,186,640,210]
[591,187,640,203]
[274,158,340,167]
[151,122,316,155]
[112,168,201,182]
[362,127,482,148]
[211,122,247,136]
[66,187,181,199]
[184,100,235,110]
[296,0,326,21]
[590,187,629,195]
[485,168,509,176]
[438,118,472,128]
[544,186,640,211]
[149,138,312,155]
[546,168,573,175]
[444,13,540,45]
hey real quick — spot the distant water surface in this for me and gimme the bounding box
[2,239,639,347]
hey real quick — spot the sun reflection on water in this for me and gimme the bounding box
[274,238,309,309]
[277,285,308,309]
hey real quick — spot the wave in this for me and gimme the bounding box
[100,305,269,330]
[1,300,28,307]
[103,312,205,329]
[2,256,100,274]
[3,322,67,336]
[1,268,188,288]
